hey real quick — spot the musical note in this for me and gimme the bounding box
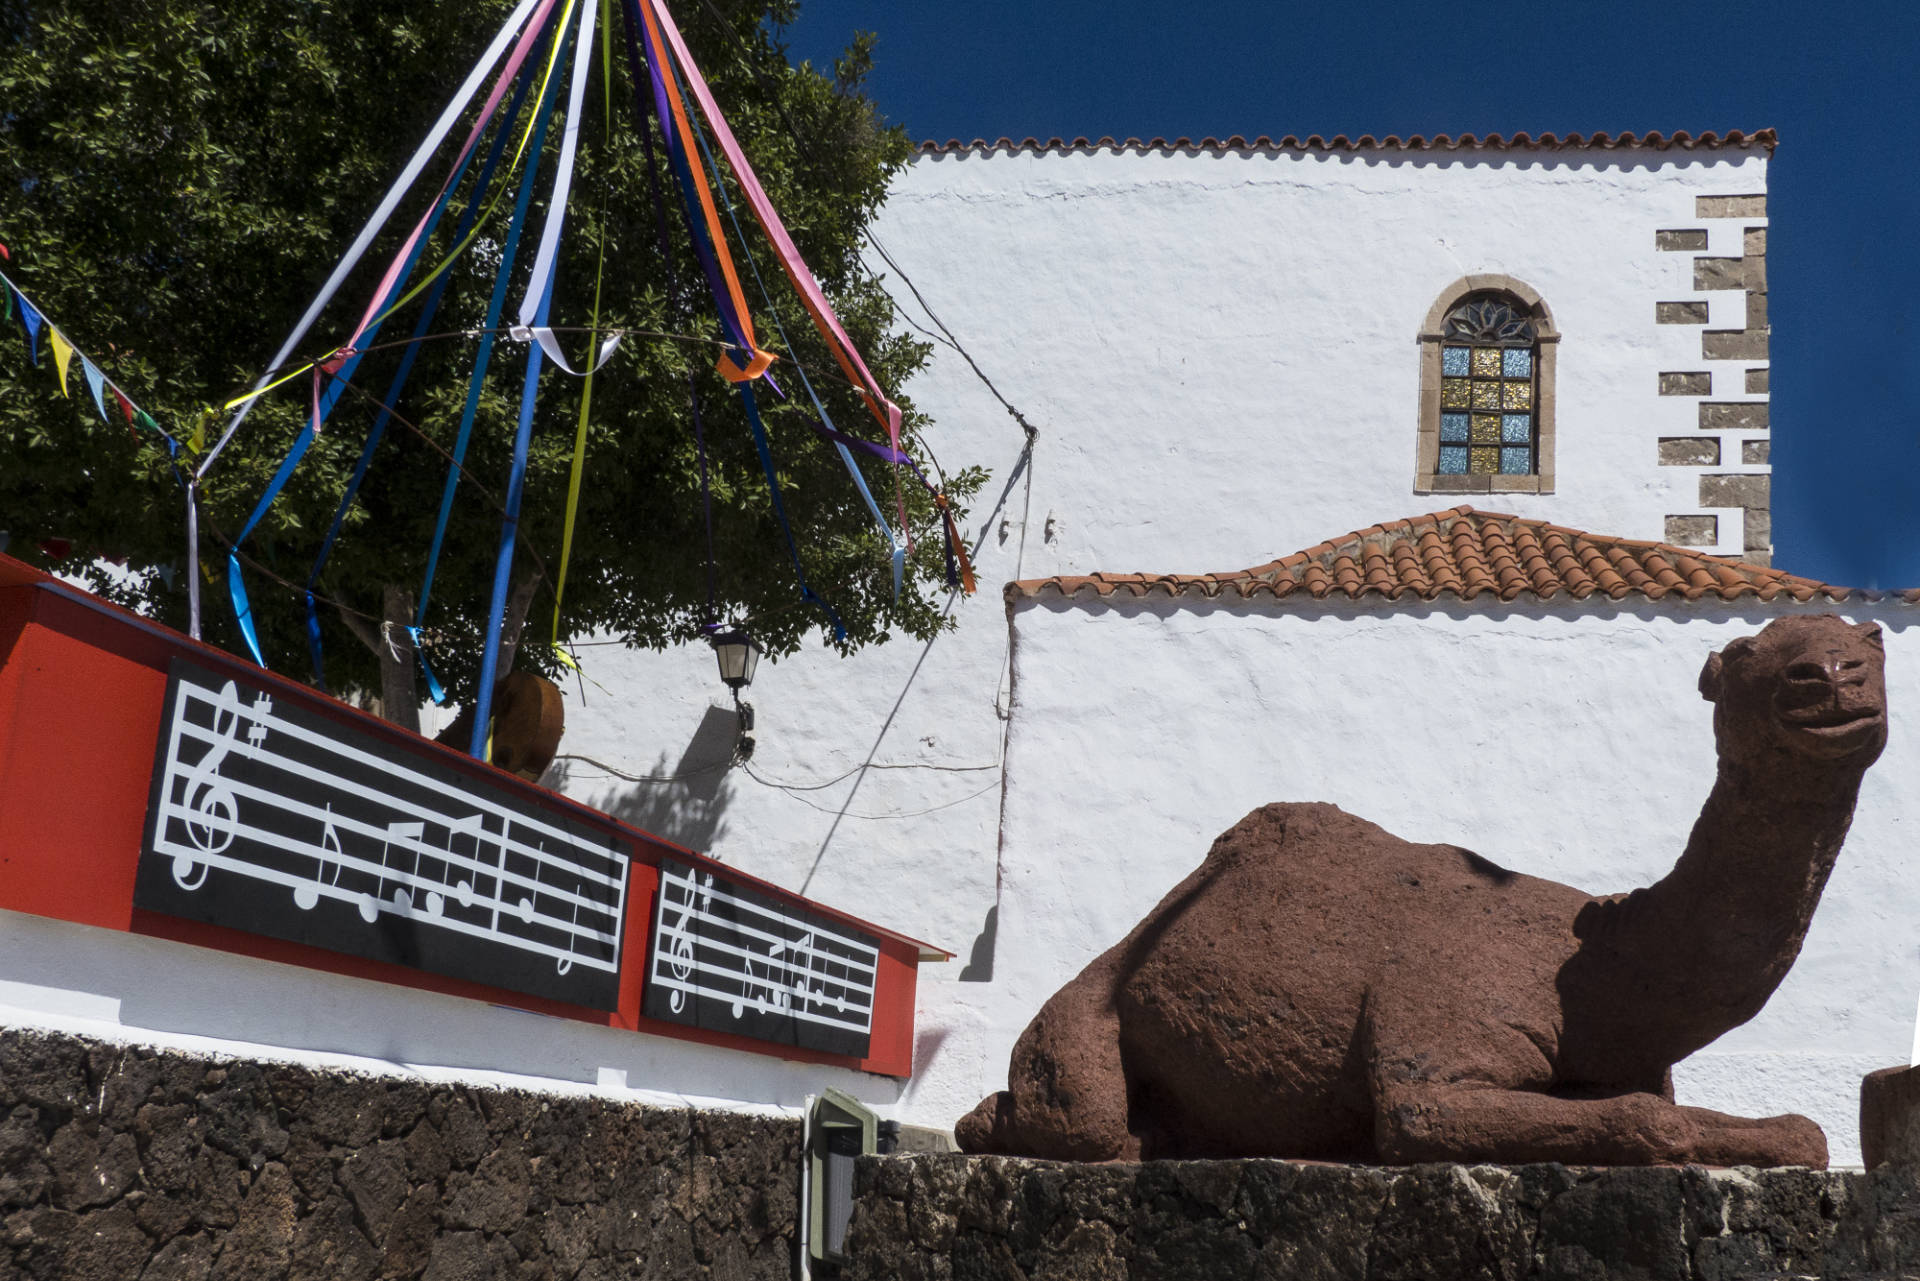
[441,813,486,910]
[174,680,245,890]
[360,820,425,922]
[733,941,787,1019]
[555,891,581,976]
[293,805,343,911]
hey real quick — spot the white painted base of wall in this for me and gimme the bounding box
[0,905,903,1119]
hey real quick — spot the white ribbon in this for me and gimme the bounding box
[198,0,544,477]
[516,0,598,329]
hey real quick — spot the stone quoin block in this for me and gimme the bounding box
[1704,328,1769,360]
[1697,193,1767,218]
[1746,367,1770,394]
[1700,473,1771,510]
[1743,439,1771,464]
[1700,402,1770,431]
[1660,371,1712,396]
[1695,257,1752,292]
[1658,301,1711,325]
[1659,438,1722,467]
[1656,228,1709,251]
[1666,514,1719,546]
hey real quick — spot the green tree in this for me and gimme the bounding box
[0,0,975,724]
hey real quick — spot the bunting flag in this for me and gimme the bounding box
[82,358,109,422]
[0,266,177,447]
[17,292,42,364]
[49,330,74,395]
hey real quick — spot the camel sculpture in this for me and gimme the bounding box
[957,615,1888,1167]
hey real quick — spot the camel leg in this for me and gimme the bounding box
[955,953,1136,1160]
[1373,1080,1827,1167]
[1363,984,1826,1167]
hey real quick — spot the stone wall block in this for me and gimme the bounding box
[1699,402,1768,431]
[1693,258,1749,292]
[1657,229,1709,251]
[1657,301,1710,325]
[140,1232,219,1281]
[64,1202,149,1281]
[208,1163,296,1281]
[1659,372,1712,396]
[443,1145,530,1233]
[1702,329,1769,360]
[336,1139,409,1244]
[286,1197,377,1281]
[1659,439,1721,467]
[1700,474,1770,509]
[1697,194,1766,218]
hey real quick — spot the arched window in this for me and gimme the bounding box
[1416,276,1558,495]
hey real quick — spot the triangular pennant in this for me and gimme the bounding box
[135,411,162,436]
[49,329,73,395]
[112,387,135,425]
[82,359,109,422]
[17,294,42,364]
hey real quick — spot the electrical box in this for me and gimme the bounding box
[806,1089,877,1265]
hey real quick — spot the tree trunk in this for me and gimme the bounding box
[380,584,420,734]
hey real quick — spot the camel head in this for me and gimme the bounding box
[1698,615,1888,769]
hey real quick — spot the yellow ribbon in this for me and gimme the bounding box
[549,0,613,647]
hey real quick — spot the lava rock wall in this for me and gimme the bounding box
[842,1152,1920,1281]
[0,1029,797,1280]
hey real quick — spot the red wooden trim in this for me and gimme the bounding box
[0,554,941,1078]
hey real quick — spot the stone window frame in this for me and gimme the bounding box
[1415,274,1559,495]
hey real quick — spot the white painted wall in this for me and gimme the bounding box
[909,595,1919,1168]
[2,144,1798,1146]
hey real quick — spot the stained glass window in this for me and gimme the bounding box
[1434,292,1539,476]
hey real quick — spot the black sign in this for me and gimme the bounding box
[643,859,879,1058]
[135,659,629,1010]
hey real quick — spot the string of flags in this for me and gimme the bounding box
[0,255,179,451]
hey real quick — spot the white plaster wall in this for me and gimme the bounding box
[923,597,1920,1168]
[550,143,1772,950]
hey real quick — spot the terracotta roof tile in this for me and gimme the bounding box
[921,130,1775,158]
[1005,508,1867,608]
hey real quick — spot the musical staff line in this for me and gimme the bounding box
[142,665,631,1008]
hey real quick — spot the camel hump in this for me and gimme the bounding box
[1204,801,1399,866]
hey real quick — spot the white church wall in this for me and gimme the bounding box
[914,595,1920,1167]
[552,141,1771,961]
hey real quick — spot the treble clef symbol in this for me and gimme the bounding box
[665,867,703,1013]
[174,680,246,890]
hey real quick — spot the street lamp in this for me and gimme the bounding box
[706,627,759,762]
[707,627,759,692]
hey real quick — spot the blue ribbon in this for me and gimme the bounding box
[416,14,569,632]
[227,22,550,671]
[302,50,540,687]
[469,269,556,758]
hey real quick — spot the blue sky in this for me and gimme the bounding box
[781,0,1919,588]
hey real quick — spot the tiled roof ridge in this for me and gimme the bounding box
[919,129,1776,158]
[1005,507,1891,608]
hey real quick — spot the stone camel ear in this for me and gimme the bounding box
[1698,652,1724,702]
